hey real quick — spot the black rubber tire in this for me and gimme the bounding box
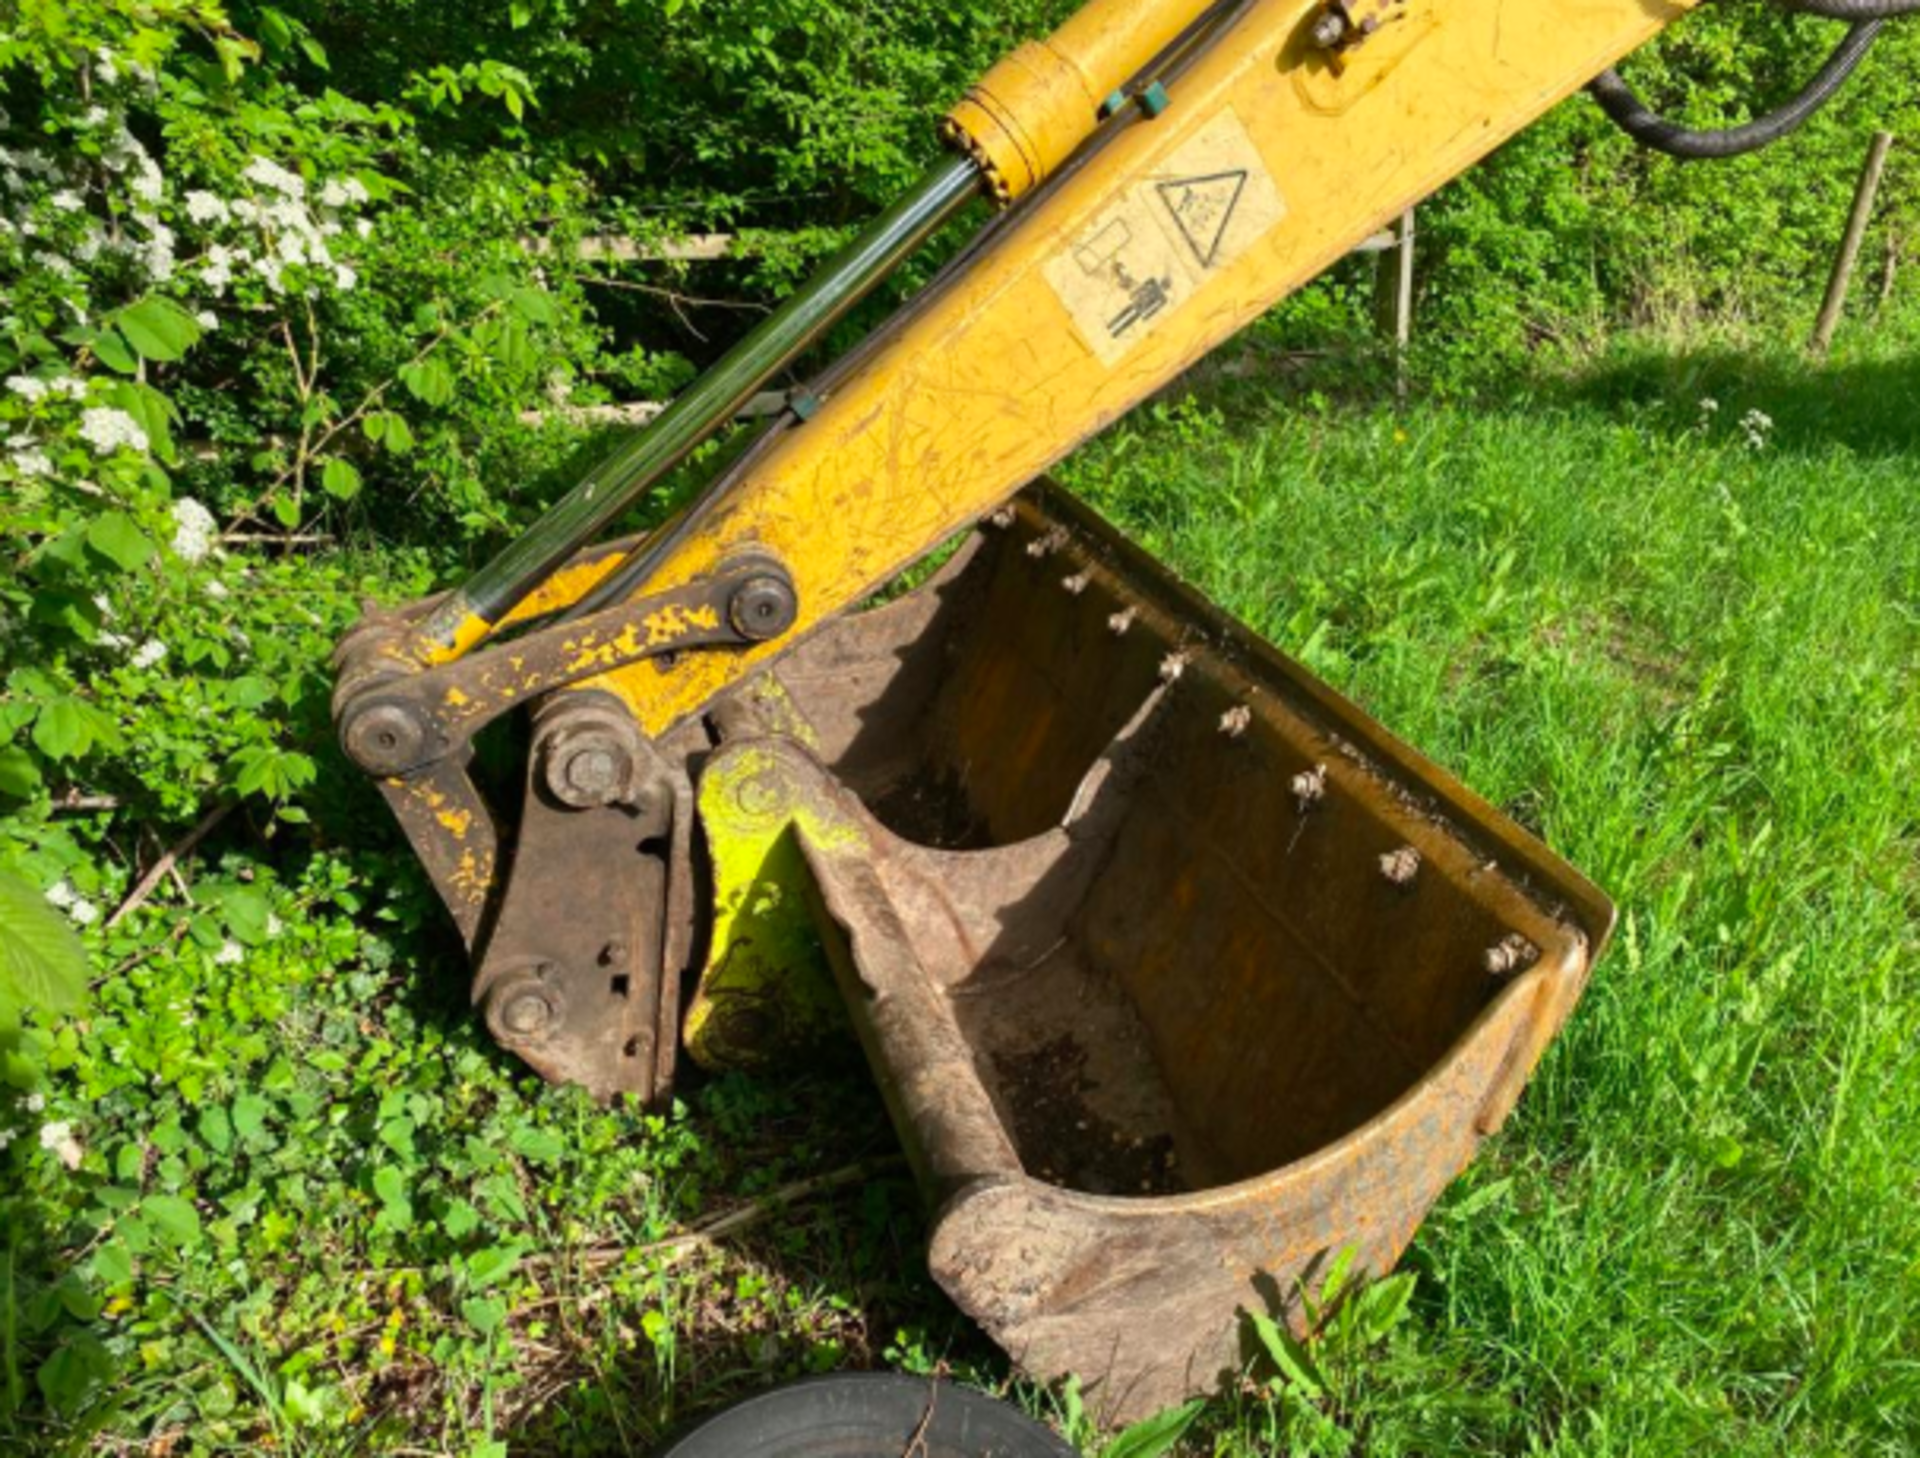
[654,1373,1080,1458]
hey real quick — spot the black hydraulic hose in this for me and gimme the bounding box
[1779,0,1920,18]
[1587,18,1883,160]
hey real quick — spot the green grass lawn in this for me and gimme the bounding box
[6,322,1918,1456]
[1059,326,1920,1455]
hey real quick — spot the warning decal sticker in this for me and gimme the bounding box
[1044,108,1286,367]
[1155,170,1249,268]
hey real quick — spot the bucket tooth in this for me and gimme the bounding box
[687,479,1612,1422]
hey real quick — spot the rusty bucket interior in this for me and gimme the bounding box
[688,479,1614,1420]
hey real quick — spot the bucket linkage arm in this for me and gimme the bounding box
[332,551,797,1098]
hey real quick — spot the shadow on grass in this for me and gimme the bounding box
[1145,318,1920,467]
[1544,345,1920,460]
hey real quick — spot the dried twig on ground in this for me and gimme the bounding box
[573,1156,907,1273]
[105,801,236,929]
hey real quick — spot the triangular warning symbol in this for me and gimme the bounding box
[1154,170,1248,269]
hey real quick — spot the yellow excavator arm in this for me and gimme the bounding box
[332,0,1898,1420]
[598,0,1695,733]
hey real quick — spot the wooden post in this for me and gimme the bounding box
[1373,207,1416,396]
[1810,131,1894,357]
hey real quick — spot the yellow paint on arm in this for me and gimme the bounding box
[591,0,1694,736]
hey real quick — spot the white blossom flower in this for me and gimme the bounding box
[254,256,286,294]
[50,376,86,400]
[131,157,163,205]
[242,156,305,198]
[96,48,120,84]
[44,880,77,909]
[203,577,230,599]
[79,407,148,456]
[0,1129,14,1153]
[24,1092,44,1113]
[67,898,100,926]
[195,310,218,330]
[136,215,176,281]
[276,231,308,266]
[100,127,135,173]
[318,177,371,209]
[6,376,47,402]
[171,496,217,563]
[213,940,244,966]
[92,594,113,619]
[334,263,357,292]
[130,639,167,670]
[82,106,109,128]
[50,189,83,212]
[355,217,373,240]
[39,1121,83,1169]
[201,243,236,293]
[265,913,283,937]
[9,447,52,477]
[185,191,229,225]
[262,196,308,232]
[1740,408,1775,451]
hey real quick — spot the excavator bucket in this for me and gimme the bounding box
[681,479,1613,1420]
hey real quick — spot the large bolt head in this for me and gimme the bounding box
[545,734,632,808]
[501,991,553,1037]
[728,574,798,642]
[1311,9,1349,47]
[486,970,565,1046]
[563,745,620,799]
[341,700,431,776]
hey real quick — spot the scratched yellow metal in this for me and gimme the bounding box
[421,550,630,666]
[393,774,495,917]
[683,743,868,1070]
[406,780,470,841]
[423,611,492,667]
[586,0,1693,736]
[497,550,627,628]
